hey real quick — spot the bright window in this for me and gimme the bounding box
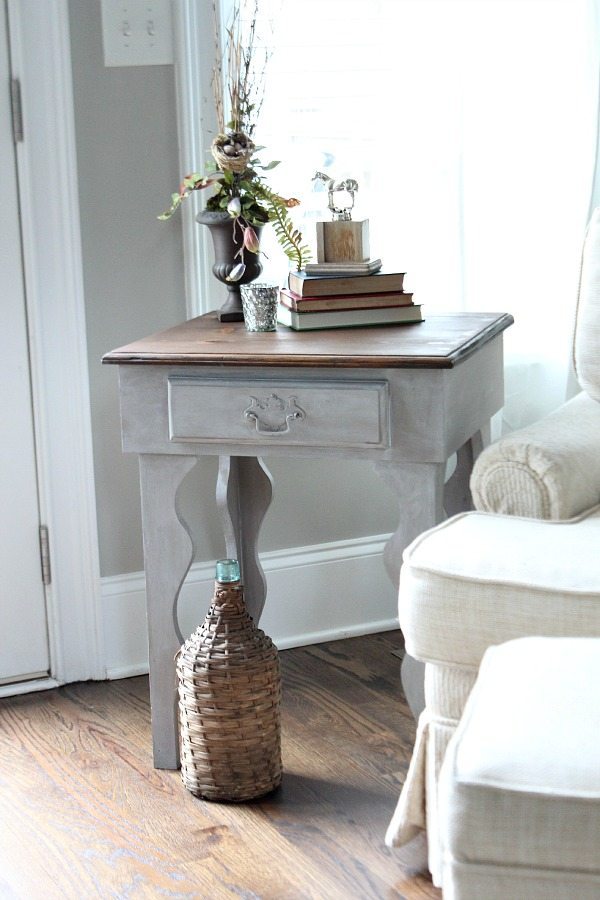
[219,0,599,424]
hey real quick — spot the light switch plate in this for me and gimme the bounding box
[101,0,174,67]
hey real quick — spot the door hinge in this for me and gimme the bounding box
[10,77,23,143]
[39,525,51,586]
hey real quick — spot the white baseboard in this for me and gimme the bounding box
[0,677,61,699]
[102,533,398,679]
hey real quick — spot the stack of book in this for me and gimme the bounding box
[277,260,422,331]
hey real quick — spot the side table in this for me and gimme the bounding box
[103,311,513,768]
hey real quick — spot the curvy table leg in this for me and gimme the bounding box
[374,461,445,719]
[376,427,491,719]
[216,456,273,623]
[375,461,445,588]
[444,424,490,517]
[139,454,197,769]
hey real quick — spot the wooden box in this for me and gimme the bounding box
[316,220,370,263]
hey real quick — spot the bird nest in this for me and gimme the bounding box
[211,131,255,175]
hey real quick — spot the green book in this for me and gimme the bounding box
[277,303,423,331]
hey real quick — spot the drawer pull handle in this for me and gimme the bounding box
[244,394,305,435]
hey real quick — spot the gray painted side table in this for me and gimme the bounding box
[104,311,513,769]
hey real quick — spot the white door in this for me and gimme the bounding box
[0,3,50,684]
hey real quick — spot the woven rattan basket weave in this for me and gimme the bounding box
[176,565,282,801]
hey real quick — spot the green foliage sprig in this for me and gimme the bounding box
[253,182,311,271]
[159,151,311,273]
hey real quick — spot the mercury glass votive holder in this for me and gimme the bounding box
[240,282,280,332]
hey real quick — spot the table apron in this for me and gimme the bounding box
[117,336,504,463]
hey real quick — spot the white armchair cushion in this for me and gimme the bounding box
[470,391,600,519]
[575,206,600,401]
[399,507,600,669]
[439,637,600,887]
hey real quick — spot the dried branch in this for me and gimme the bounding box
[211,0,272,137]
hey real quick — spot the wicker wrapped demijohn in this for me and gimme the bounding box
[176,559,282,801]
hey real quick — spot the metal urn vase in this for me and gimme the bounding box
[196,210,263,322]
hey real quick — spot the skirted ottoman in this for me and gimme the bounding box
[438,637,600,899]
[385,507,600,885]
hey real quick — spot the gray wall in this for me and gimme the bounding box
[69,0,397,578]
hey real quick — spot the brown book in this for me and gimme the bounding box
[280,287,414,313]
[288,269,405,297]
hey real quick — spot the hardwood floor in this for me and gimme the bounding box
[0,631,440,900]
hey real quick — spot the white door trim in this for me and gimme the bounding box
[7,0,104,684]
[173,0,220,318]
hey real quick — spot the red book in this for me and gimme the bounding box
[280,287,414,314]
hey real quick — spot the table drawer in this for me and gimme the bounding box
[168,376,389,448]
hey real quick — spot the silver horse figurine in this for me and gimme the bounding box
[312,171,359,221]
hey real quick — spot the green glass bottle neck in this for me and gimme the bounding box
[215,558,240,583]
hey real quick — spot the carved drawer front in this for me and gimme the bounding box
[168,376,389,448]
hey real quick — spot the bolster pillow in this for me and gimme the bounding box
[470,391,600,519]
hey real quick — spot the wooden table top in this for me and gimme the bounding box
[103,311,513,370]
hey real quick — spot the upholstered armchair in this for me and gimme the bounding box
[385,207,600,886]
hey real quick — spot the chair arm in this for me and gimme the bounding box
[470,391,600,519]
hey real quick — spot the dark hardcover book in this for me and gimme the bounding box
[277,302,423,331]
[288,269,406,298]
[280,288,414,314]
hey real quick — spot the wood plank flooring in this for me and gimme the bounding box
[0,631,440,900]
